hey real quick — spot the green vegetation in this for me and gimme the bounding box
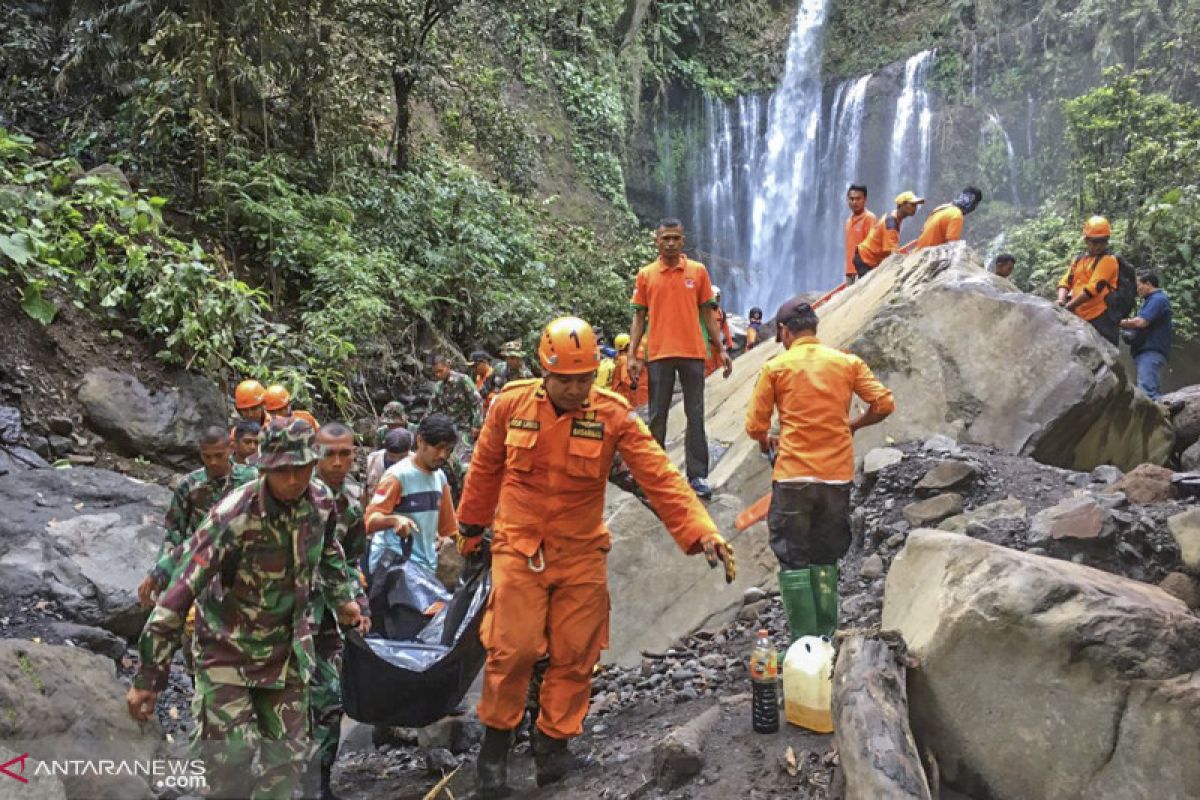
[1006,70,1200,338]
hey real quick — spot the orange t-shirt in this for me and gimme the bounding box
[1059,253,1120,322]
[844,210,877,276]
[474,365,493,393]
[855,212,902,269]
[913,204,964,250]
[457,379,716,558]
[745,336,895,483]
[630,257,716,362]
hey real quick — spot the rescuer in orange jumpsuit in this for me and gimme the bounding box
[263,384,320,431]
[457,316,736,798]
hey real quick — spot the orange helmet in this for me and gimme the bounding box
[1083,215,1111,238]
[263,384,291,412]
[234,379,266,410]
[538,316,600,375]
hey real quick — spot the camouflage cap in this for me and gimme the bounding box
[381,401,407,423]
[251,417,319,469]
[500,340,526,358]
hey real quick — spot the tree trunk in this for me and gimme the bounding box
[392,71,416,172]
[614,0,652,54]
[831,634,933,800]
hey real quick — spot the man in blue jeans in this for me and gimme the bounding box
[1119,271,1173,399]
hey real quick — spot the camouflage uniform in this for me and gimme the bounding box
[310,478,368,781]
[374,401,408,448]
[428,370,482,498]
[133,421,359,800]
[151,462,259,585]
[484,341,534,399]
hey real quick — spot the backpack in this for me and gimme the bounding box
[1068,252,1136,321]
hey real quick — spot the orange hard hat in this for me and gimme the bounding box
[538,316,600,375]
[263,384,291,412]
[1083,215,1112,238]
[234,379,266,410]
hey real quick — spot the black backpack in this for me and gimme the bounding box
[1068,252,1136,321]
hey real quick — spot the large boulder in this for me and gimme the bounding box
[1162,384,1200,455]
[883,529,1200,799]
[77,368,225,467]
[0,466,169,637]
[602,242,1170,664]
[0,640,159,798]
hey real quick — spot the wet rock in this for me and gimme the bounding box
[885,531,907,548]
[423,747,458,775]
[738,600,769,621]
[939,497,1027,533]
[885,530,1200,799]
[47,416,74,436]
[915,460,976,494]
[742,586,767,605]
[864,447,904,475]
[0,405,22,443]
[48,434,75,455]
[48,622,128,664]
[700,653,725,669]
[1029,495,1111,542]
[1159,572,1200,610]
[1162,384,1200,453]
[1091,465,1124,484]
[417,714,481,755]
[1089,490,1127,511]
[1107,463,1177,505]
[1183,440,1200,472]
[652,705,721,789]
[859,554,885,580]
[921,434,958,454]
[1168,509,1200,570]
[901,493,964,527]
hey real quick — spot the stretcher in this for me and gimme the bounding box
[342,545,491,728]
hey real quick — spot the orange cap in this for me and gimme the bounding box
[234,379,266,410]
[1083,215,1111,238]
[263,384,291,412]
[538,317,600,375]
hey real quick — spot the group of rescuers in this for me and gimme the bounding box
[124,199,1170,799]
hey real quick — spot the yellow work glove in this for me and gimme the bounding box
[701,533,736,584]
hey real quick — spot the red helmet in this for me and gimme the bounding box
[538,317,600,375]
[263,384,291,412]
[234,379,265,410]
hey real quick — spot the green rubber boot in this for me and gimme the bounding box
[778,569,818,643]
[810,564,839,637]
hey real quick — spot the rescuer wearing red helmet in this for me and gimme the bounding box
[1057,216,1122,344]
[457,316,735,797]
[263,383,320,431]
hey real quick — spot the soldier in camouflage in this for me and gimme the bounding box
[483,340,533,400]
[306,422,369,800]
[137,425,258,607]
[126,418,367,800]
[374,400,409,449]
[428,354,482,500]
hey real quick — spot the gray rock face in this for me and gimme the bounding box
[0,466,169,636]
[0,403,49,476]
[1182,439,1200,472]
[0,640,159,799]
[863,447,904,475]
[1162,384,1200,454]
[77,368,225,467]
[915,460,976,494]
[901,493,963,527]
[1168,509,1200,570]
[816,242,1172,471]
[938,497,1026,533]
[883,530,1200,800]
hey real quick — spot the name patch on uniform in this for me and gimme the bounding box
[509,418,540,431]
[570,419,605,440]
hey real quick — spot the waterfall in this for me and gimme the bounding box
[886,50,936,204]
[986,110,1021,205]
[746,0,831,308]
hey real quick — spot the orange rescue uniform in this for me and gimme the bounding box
[844,210,877,277]
[1059,253,1119,322]
[630,256,716,362]
[475,364,494,393]
[458,379,717,739]
[612,353,634,404]
[912,204,964,251]
[279,409,319,431]
[854,211,903,270]
[745,336,895,482]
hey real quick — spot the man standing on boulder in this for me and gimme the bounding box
[628,218,732,499]
[744,300,894,640]
[853,192,924,278]
[307,422,370,800]
[126,419,367,800]
[906,187,983,252]
[137,426,257,608]
[458,316,734,798]
[843,184,876,286]
[1057,216,1122,345]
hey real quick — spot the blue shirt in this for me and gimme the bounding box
[1132,289,1172,358]
[368,456,452,574]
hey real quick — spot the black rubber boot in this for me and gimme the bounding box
[319,756,340,800]
[532,729,594,787]
[475,727,514,799]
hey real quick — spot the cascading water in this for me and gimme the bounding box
[986,110,1022,205]
[673,10,939,312]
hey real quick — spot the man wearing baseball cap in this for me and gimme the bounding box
[745,299,894,642]
[127,418,367,799]
[852,191,924,278]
